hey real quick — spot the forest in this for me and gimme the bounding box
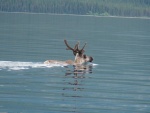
[0,0,150,17]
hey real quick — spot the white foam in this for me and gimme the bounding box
[0,61,98,71]
[93,63,99,66]
[0,61,64,71]
[88,63,98,66]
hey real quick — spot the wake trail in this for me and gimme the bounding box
[0,61,98,71]
[0,61,65,71]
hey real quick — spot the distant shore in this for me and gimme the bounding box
[0,0,150,17]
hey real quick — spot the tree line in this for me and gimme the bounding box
[0,0,150,17]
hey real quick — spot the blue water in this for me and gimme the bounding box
[0,12,150,113]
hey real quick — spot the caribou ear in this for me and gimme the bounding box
[83,54,87,59]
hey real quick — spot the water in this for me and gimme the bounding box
[0,12,150,113]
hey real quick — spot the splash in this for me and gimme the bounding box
[0,61,66,71]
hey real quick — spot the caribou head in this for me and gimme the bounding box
[64,40,93,64]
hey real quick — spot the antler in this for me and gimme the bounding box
[64,40,77,55]
[74,41,79,50]
[64,39,86,56]
[64,40,74,51]
[81,42,86,52]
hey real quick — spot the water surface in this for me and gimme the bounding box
[0,13,150,113]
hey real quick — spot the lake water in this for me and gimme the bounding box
[0,12,150,113]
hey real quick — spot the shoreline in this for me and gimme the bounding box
[0,11,150,20]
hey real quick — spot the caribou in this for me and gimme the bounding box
[44,40,93,66]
